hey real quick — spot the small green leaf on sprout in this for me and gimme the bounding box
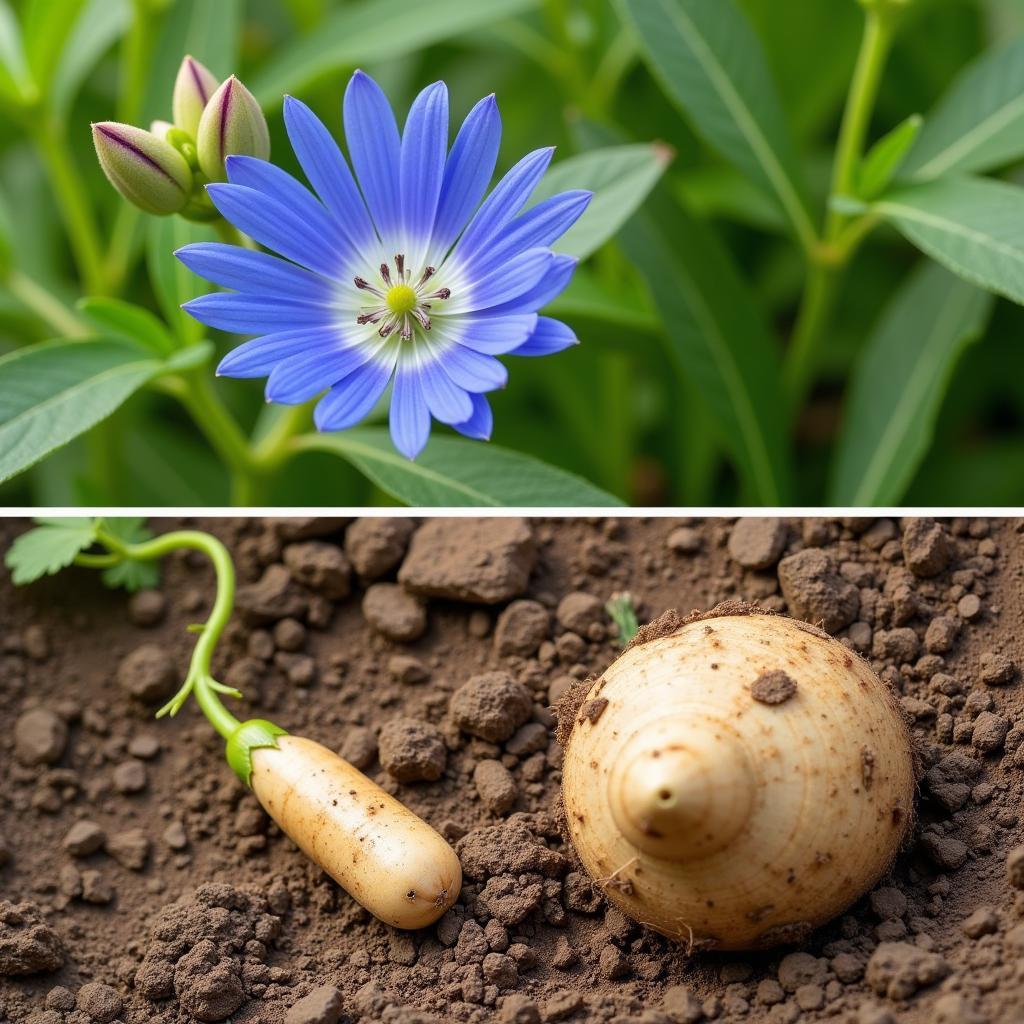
[606,592,640,647]
[98,518,160,592]
[5,518,98,584]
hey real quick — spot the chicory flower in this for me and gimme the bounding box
[177,70,591,459]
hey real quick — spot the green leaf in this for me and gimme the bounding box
[146,216,210,344]
[20,0,85,90]
[830,262,993,505]
[0,339,166,484]
[78,297,177,356]
[49,0,131,119]
[901,37,1024,181]
[856,114,922,200]
[299,428,625,506]
[874,176,1024,306]
[226,719,288,787]
[0,0,35,104]
[545,267,660,332]
[251,0,540,107]
[527,143,672,260]
[98,516,159,591]
[5,517,97,585]
[613,185,791,503]
[618,0,815,251]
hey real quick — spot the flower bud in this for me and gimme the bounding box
[196,75,270,182]
[92,122,193,215]
[172,55,219,140]
[149,119,173,141]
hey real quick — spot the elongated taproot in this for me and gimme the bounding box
[251,735,461,929]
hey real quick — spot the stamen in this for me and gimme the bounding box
[379,319,395,338]
[411,308,432,331]
[354,277,385,298]
[380,263,392,286]
[424,287,450,300]
[417,266,435,286]
[400,314,413,341]
[357,310,387,325]
[395,254,406,281]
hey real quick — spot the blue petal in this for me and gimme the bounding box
[440,343,508,391]
[224,156,356,268]
[429,94,501,261]
[182,292,335,334]
[344,70,401,243]
[436,313,536,355]
[283,96,377,251]
[266,343,378,404]
[416,351,474,424]
[314,354,396,431]
[451,147,554,265]
[206,182,348,280]
[175,243,334,302]
[487,190,591,265]
[446,247,552,315]
[218,327,349,378]
[512,315,578,356]
[451,392,493,441]
[401,81,448,265]
[484,254,577,315]
[390,355,432,458]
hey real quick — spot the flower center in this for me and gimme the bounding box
[354,254,451,342]
[386,283,417,316]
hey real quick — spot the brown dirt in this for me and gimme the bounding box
[1,516,1023,1024]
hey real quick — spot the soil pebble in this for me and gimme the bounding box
[338,725,377,770]
[117,642,178,703]
[474,759,518,814]
[236,564,309,624]
[128,588,166,626]
[864,942,950,999]
[285,984,344,1024]
[399,518,537,604]
[449,671,534,742]
[14,708,68,766]
[378,718,447,782]
[0,901,65,975]
[362,583,428,642]
[777,549,859,631]
[901,517,950,577]
[555,592,604,635]
[283,541,352,600]
[750,670,797,705]
[728,517,788,569]
[76,981,123,1022]
[345,517,416,579]
[494,600,549,658]
[62,820,105,857]
[105,828,150,871]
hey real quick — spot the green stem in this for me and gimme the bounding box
[6,270,88,338]
[117,0,153,125]
[97,527,241,739]
[783,6,896,408]
[32,119,106,295]
[825,8,895,240]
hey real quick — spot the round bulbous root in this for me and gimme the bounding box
[558,602,917,951]
[250,736,461,929]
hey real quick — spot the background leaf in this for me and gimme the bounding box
[251,0,539,106]
[299,428,625,506]
[146,217,211,344]
[0,339,165,484]
[830,262,993,504]
[79,297,177,355]
[99,516,159,591]
[875,176,1024,305]
[528,143,672,260]
[901,37,1024,180]
[618,0,815,250]
[4,517,96,584]
[856,114,922,200]
[613,184,792,503]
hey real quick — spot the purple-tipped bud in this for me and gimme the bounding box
[196,75,270,182]
[150,119,174,141]
[172,56,219,140]
[92,122,192,215]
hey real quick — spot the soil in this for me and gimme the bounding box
[1,515,1023,1024]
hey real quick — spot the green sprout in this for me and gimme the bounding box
[605,591,640,647]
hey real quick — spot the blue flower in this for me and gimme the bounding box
[176,70,591,459]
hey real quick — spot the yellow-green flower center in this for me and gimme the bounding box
[386,283,418,316]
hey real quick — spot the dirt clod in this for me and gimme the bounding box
[14,709,67,766]
[750,670,797,705]
[494,600,549,658]
[285,984,344,1024]
[362,583,427,642]
[777,549,859,632]
[728,517,788,569]
[0,901,65,976]
[377,717,447,782]
[449,671,533,742]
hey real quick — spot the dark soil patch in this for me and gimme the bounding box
[1,516,1023,1023]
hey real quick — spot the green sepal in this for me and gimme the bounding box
[226,719,288,787]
